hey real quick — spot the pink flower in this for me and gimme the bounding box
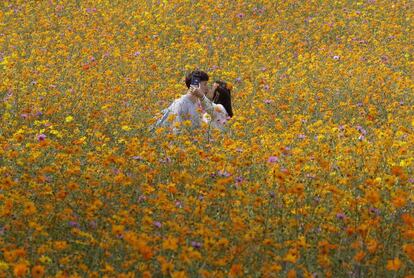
[336,213,346,220]
[37,134,46,141]
[267,156,279,163]
[217,170,231,177]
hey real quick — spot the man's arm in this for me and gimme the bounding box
[199,95,215,115]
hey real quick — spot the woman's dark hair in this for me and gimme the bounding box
[213,80,233,118]
[185,70,209,88]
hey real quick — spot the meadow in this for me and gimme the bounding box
[0,0,413,277]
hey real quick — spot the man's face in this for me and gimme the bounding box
[208,82,219,99]
[199,81,209,95]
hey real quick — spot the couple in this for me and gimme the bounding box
[151,70,233,134]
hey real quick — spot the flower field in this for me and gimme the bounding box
[1,0,413,277]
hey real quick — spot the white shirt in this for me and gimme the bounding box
[152,94,229,133]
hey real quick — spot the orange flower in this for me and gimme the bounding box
[367,239,379,253]
[403,230,414,240]
[142,271,152,278]
[287,269,296,278]
[139,243,153,260]
[67,182,80,190]
[392,196,406,208]
[354,251,365,262]
[404,244,414,262]
[290,183,305,197]
[23,202,37,215]
[15,248,27,258]
[3,250,17,262]
[318,254,331,268]
[365,189,381,204]
[229,264,243,277]
[54,241,68,251]
[402,214,414,226]
[31,265,45,278]
[13,263,28,277]
[391,166,404,177]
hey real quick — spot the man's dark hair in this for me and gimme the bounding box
[213,80,233,118]
[185,70,209,88]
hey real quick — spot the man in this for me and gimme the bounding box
[151,70,213,133]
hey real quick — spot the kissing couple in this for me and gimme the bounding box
[151,70,233,134]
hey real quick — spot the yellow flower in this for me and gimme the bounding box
[112,225,125,236]
[284,248,299,263]
[162,236,178,251]
[122,125,131,131]
[270,264,282,272]
[65,115,74,123]
[99,263,115,274]
[0,261,9,271]
[386,258,402,271]
[0,56,9,67]
[226,82,233,90]
[158,257,174,275]
[39,255,52,264]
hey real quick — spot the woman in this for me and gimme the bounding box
[198,80,233,131]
